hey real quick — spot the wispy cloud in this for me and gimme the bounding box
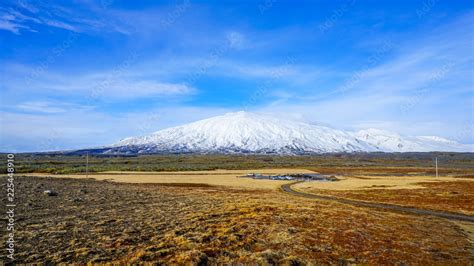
[0,16,31,34]
[0,105,231,152]
[16,101,73,113]
[2,62,196,101]
[13,100,93,114]
[0,1,129,34]
[0,4,76,34]
[88,80,196,100]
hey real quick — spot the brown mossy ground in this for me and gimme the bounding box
[301,180,474,215]
[1,176,472,264]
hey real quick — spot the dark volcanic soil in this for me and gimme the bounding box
[1,176,473,264]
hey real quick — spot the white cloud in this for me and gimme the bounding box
[226,31,246,49]
[88,79,196,99]
[0,19,22,34]
[0,11,37,34]
[14,101,93,114]
[42,19,78,32]
[0,6,79,34]
[2,63,197,101]
[0,106,231,152]
[0,2,129,35]
[16,101,68,113]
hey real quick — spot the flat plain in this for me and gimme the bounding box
[26,168,312,190]
[294,175,474,215]
[1,153,474,264]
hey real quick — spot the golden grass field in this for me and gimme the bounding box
[293,173,474,190]
[26,168,317,190]
[292,173,474,215]
[27,168,472,191]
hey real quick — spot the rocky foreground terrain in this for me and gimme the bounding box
[1,176,473,264]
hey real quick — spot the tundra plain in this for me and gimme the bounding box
[1,153,474,264]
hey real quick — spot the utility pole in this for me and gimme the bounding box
[86,152,89,178]
[435,156,438,178]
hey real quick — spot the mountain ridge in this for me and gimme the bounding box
[96,111,473,155]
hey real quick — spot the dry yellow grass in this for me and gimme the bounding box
[293,174,474,191]
[454,222,474,245]
[293,175,474,215]
[25,168,315,190]
[27,169,474,191]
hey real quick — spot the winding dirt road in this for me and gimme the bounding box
[281,181,474,223]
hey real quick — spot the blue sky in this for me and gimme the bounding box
[0,0,473,152]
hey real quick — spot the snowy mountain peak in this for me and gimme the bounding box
[106,111,473,154]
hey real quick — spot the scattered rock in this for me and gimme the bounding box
[252,250,284,264]
[281,255,305,266]
[43,190,58,196]
[72,197,83,203]
[339,257,357,265]
[288,227,298,234]
[178,250,208,265]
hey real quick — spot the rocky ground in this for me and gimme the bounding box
[1,176,473,264]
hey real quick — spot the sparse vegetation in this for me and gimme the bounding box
[2,152,474,174]
[2,153,473,263]
[2,176,473,264]
[298,180,474,215]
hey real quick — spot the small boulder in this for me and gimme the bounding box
[43,190,58,196]
[288,227,298,234]
[72,197,83,203]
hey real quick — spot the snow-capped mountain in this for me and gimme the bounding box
[102,111,473,154]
